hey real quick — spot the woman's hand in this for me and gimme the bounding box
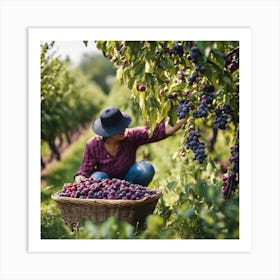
[74,175,86,183]
[165,118,187,136]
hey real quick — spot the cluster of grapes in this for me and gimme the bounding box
[193,87,216,118]
[221,173,238,199]
[214,105,232,130]
[177,99,191,119]
[185,127,207,163]
[187,46,206,85]
[173,43,184,57]
[225,53,239,73]
[58,178,156,200]
[214,111,228,130]
[221,143,239,199]
[187,46,200,62]
[222,104,233,114]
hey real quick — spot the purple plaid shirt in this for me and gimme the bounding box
[75,121,168,179]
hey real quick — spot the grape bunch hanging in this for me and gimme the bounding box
[171,43,239,198]
[185,127,207,164]
[222,142,239,199]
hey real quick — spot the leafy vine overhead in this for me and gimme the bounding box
[85,41,239,199]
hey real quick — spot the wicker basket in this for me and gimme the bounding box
[51,189,162,230]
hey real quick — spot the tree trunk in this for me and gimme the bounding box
[48,139,61,161]
[41,157,46,169]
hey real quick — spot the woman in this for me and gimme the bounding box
[74,106,186,186]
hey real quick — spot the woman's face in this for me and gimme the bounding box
[111,129,126,141]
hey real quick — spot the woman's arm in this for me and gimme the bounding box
[128,118,186,146]
[165,118,187,136]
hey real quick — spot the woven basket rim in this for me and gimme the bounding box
[51,188,162,206]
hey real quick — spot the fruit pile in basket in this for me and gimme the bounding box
[58,177,156,200]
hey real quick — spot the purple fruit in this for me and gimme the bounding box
[137,85,146,91]
[59,177,157,201]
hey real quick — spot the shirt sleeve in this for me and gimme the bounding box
[128,120,168,147]
[75,140,96,178]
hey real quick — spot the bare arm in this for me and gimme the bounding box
[165,118,187,136]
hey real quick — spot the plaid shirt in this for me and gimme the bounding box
[75,121,168,179]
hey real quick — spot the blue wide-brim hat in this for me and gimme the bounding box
[92,106,132,137]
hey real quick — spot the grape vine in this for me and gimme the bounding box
[94,40,239,198]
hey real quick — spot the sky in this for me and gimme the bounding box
[53,41,101,66]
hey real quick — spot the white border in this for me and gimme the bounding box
[28,27,252,253]
[1,1,279,279]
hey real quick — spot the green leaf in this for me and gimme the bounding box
[169,83,186,94]
[148,94,161,111]
[196,41,213,56]
[127,76,136,90]
[195,180,207,197]
[206,185,220,203]
[204,67,220,89]
[138,92,148,121]
[176,202,195,219]
[204,47,211,58]
[149,108,158,131]
[161,101,171,118]
[167,103,177,126]
[146,214,164,231]
[167,181,177,190]
[119,222,134,239]
[211,49,226,70]
[222,75,232,85]
[183,208,195,219]
[145,59,155,73]
[116,66,123,80]
[133,63,145,76]
[160,56,175,74]
[152,82,160,98]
